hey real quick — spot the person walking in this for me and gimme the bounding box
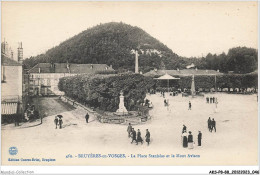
[188,131,194,149]
[85,113,89,123]
[14,114,19,127]
[206,97,209,103]
[182,131,188,148]
[188,101,192,110]
[54,116,59,129]
[182,125,187,134]
[212,118,216,132]
[198,131,202,146]
[127,123,132,138]
[131,128,137,144]
[164,99,168,107]
[136,129,143,145]
[207,117,212,131]
[58,117,63,129]
[210,97,212,103]
[145,129,150,146]
[213,97,215,103]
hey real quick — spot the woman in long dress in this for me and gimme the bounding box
[182,131,188,148]
[188,131,194,149]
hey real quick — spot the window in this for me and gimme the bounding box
[1,65,6,83]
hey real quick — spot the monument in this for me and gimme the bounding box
[191,74,196,97]
[115,91,128,115]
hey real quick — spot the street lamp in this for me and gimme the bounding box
[36,77,42,124]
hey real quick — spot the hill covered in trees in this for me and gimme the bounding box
[24,22,257,74]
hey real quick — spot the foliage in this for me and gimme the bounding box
[23,22,257,74]
[58,73,155,112]
[154,74,258,90]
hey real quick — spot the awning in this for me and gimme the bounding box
[1,102,18,115]
[154,73,180,80]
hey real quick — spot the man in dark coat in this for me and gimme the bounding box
[212,118,216,132]
[136,129,143,145]
[208,117,212,131]
[210,97,212,103]
[54,116,59,129]
[131,128,137,144]
[85,113,89,123]
[206,97,209,103]
[127,123,132,138]
[145,129,150,146]
[213,97,215,103]
[182,125,187,134]
[198,131,202,146]
[14,114,19,126]
[188,101,191,110]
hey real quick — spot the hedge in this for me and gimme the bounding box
[58,73,155,112]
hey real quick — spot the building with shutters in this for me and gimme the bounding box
[28,63,114,96]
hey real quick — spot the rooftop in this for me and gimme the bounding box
[144,69,224,77]
[1,54,22,66]
[28,63,114,74]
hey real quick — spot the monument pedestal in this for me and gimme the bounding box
[115,91,128,115]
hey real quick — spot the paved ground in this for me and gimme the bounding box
[1,93,258,166]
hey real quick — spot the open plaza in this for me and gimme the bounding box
[2,92,258,165]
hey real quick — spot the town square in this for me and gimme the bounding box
[1,1,258,171]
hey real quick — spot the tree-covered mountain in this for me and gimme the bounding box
[24,22,183,72]
[24,22,257,74]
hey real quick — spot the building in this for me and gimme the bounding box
[1,41,28,122]
[1,40,14,60]
[28,63,114,96]
[144,68,223,77]
[1,54,23,121]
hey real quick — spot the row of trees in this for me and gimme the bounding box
[155,73,258,92]
[58,73,155,112]
[182,47,258,74]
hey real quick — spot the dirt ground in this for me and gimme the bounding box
[1,93,258,166]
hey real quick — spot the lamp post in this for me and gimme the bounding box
[36,77,42,124]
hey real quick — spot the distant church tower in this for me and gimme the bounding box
[18,42,23,64]
[135,50,139,73]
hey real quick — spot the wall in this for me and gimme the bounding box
[1,66,22,101]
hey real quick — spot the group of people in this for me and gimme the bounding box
[54,115,63,129]
[127,123,151,146]
[181,125,202,149]
[206,96,218,104]
[207,117,216,132]
[143,99,153,108]
[24,104,38,121]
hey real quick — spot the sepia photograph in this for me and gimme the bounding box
[1,1,259,173]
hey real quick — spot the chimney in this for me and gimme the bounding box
[177,68,180,72]
[38,67,41,73]
[217,69,219,72]
[17,42,23,64]
[110,65,113,69]
[91,64,93,69]
[196,67,198,71]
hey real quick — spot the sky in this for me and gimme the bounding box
[1,1,258,60]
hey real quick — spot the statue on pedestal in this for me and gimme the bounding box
[116,90,128,115]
